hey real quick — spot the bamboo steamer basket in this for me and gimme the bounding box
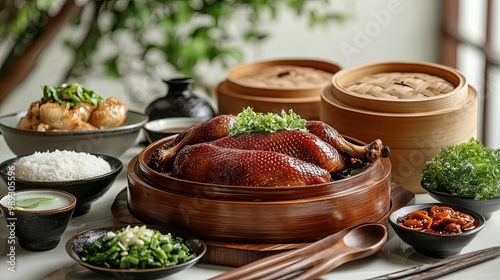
[128,135,392,244]
[216,59,341,120]
[215,81,321,120]
[226,59,341,98]
[321,61,478,193]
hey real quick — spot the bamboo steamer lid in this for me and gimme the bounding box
[216,59,342,120]
[330,61,468,113]
[226,59,341,98]
[214,81,321,120]
[321,61,478,193]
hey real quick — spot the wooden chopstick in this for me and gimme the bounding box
[259,241,347,280]
[209,227,352,280]
[368,246,500,280]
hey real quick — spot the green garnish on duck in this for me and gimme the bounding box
[229,107,307,136]
[42,82,104,107]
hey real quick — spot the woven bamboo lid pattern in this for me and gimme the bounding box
[345,72,455,100]
[331,62,468,114]
[225,59,341,98]
[237,65,333,88]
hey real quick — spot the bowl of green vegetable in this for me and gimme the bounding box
[66,224,206,280]
[421,138,500,220]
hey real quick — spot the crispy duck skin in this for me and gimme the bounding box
[149,114,389,171]
[172,143,331,187]
[209,131,348,173]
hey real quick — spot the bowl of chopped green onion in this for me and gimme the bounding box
[66,224,206,279]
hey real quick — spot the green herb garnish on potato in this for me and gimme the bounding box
[229,107,307,136]
[421,138,500,201]
[42,82,104,107]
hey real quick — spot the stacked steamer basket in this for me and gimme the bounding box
[215,59,342,120]
[321,61,478,193]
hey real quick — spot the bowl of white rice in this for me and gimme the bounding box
[0,150,123,216]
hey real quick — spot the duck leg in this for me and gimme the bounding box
[305,121,390,162]
[150,115,235,170]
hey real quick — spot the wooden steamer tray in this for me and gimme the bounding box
[322,61,477,193]
[111,183,414,267]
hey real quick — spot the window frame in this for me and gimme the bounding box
[440,0,497,143]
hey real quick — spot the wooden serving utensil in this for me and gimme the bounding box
[210,222,388,280]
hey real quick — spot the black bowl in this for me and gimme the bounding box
[389,203,485,258]
[0,189,76,251]
[66,225,206,280]
[0,154,123,216]
[421,182,500,220]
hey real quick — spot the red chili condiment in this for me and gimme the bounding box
[397,205,476,234]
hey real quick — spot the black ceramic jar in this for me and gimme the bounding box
[145,78,216,121]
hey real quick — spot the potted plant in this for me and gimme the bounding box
[0,0,347,106]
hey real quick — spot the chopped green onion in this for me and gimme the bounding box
[80,225,195,269]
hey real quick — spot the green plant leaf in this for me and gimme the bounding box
[15,197,59,210]
[1,0,348,101]
[104,56,121,78]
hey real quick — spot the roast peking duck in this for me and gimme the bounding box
[172,143,331,187]
[207,130,351,173]
[148,110,389,186]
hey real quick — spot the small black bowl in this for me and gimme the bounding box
[0,189,76,251]
[66,225,206,280]
[0,153,122,216]
[389,203,485,258]
[421,181,500,220]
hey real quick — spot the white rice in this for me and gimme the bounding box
[14,150,112,181]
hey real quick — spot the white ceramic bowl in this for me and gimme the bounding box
[0,110,148,157]
[143,117,207,143]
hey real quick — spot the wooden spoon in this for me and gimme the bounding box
[211,223,388,280]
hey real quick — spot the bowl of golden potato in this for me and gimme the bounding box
[0,83,148,157]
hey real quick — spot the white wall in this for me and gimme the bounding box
[245,0,440,66]
[0,0,441,115]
